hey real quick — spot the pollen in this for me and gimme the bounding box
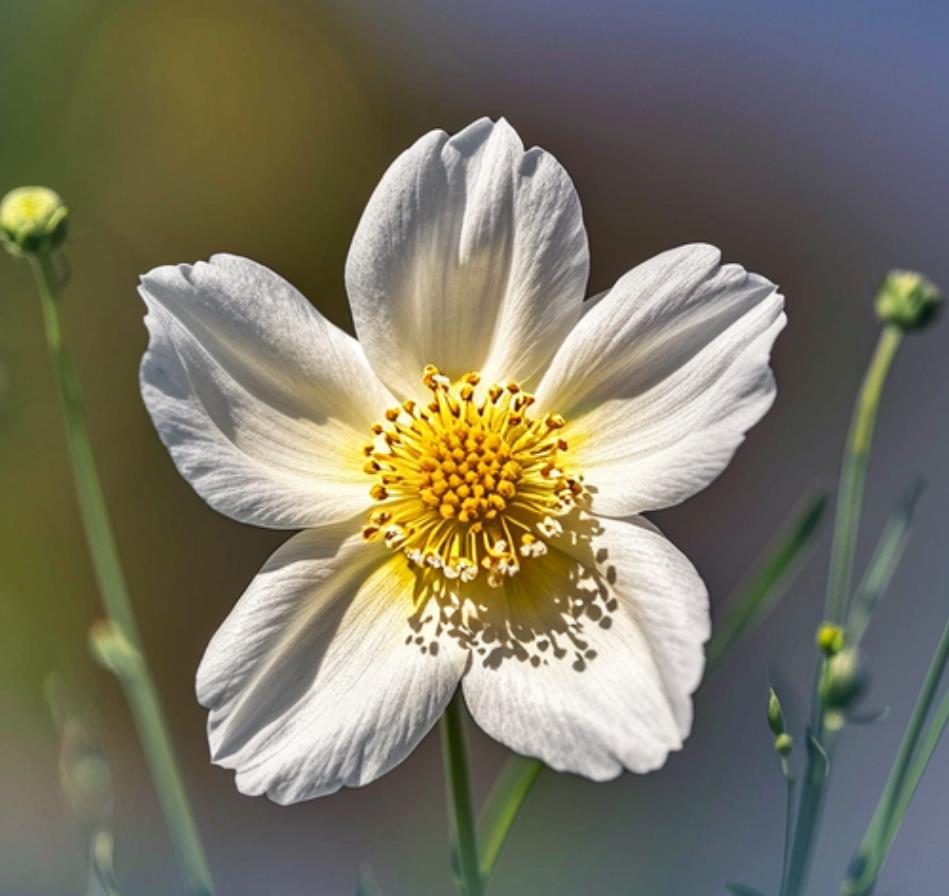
[361,366,583,586]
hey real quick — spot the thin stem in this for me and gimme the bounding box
[784,729,831,896]
[778,772,797,896]
[27,252,214,896]
[841,614,949,895]
[824,326,903,625]
[441,692,483,896]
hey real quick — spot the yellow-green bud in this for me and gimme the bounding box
[819,647,866,711]
[816,622,845,657]
[875,269,941,331]
[774,732,793,758]
[767,687,787,736]
[0,186,69,256]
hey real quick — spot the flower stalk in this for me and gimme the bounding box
[785,317,907,896]
[441,693,483,896]
[23,245,214,896]
[824,324,903,625]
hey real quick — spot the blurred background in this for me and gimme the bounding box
[2,1,948,893]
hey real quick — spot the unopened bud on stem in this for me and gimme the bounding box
[774,732,793,758]
[875,269,941,332]
[816,622,845,657]
[819,647,866,711]
[767,687,787,736]
[0,186,69,257]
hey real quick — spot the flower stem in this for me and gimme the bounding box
[824,325,903,625]
[778,772,797,896]
[26,251,214,896]
[784,324,904,896]
[783,729,831,896]
[441,692,483,896]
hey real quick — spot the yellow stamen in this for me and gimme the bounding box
[361,366,583,584]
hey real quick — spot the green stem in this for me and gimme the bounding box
[786,325,904,896]
[784,729,831,896]
[841,614,949,896]
[27,252,214,896]
[778,772,796,896]
[441,692,483,896]
[824,326,903,625]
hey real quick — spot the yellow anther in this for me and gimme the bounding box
[360,365,583,584]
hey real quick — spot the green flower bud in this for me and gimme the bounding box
[0,186,69,256]
[875,269,941,331]
[819,647,866,711]
[767,687,787,736]
[816,622,845,657]
[774,732,793,758]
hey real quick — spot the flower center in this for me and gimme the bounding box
[361,365,583,587]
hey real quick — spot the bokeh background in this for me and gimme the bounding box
[2,1,949,893]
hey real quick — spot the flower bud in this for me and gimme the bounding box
[816,622,845,657]
[767,687,787,736]
[774,732,793,758]
[875,269,941,331]
[819,647,866,711]
[0,186,69,256]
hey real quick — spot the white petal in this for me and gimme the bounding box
[197,526,468,804]
[345,118,589,397]
[140,254,394,529]
[461,515,709,779]
[536,245,785,516]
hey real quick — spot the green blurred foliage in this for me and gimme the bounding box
[0,2,396,890]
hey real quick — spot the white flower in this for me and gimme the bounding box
[139,118,784,804]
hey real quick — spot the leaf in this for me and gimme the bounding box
[806,730,831,781]
[846,479,924,644]
[707,492,829,669]
[475,755,545,880]
[848,706,891,726]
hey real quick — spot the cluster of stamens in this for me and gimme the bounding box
[361,365,583,587]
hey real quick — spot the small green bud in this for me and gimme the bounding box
[774,732,793,757]
[819,647,866,711]
[767,687,787,736]
[0,186,69,256]
[816,622,845,657]
[875,269,941,331]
